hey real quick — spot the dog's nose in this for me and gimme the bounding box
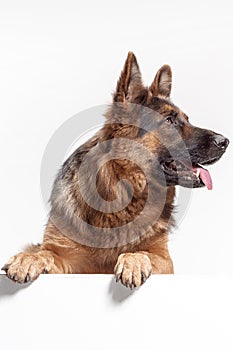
[213,134,229,150]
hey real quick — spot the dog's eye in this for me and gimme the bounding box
[165,116,177,126]
[165,117,173,124]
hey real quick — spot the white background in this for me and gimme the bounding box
[0,1,233,349]
[1,274,233,350]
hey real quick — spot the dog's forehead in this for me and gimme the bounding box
[148,99,189,125]
[152,98,179,114]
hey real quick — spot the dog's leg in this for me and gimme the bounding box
[1,220,93,283]
[114,251,173,288]
[1,243,71,283]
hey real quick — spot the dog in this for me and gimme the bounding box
[2,52,229,288]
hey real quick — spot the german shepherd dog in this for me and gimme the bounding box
[2,52,229,288]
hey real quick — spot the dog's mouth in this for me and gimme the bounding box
[160,159,213,189]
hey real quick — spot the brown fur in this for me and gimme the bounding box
[2,52,229,288]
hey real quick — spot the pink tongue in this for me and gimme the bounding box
[195,167,213,190]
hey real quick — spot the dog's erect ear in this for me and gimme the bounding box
[149,65,172,98]
[114,52,144,102]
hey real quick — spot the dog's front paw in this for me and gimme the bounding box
[1,252,52,283]
[114,252,152,289]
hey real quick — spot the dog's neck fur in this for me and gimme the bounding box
[50,118,176,249]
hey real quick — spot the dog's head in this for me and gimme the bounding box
[112,52,229,190]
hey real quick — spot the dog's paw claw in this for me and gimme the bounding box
[12,273,19,282]
[1,264,10,272]
[24,274,30,283]
[125,281,130,289]
[115,273,121,283]
[141,272,147,284]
